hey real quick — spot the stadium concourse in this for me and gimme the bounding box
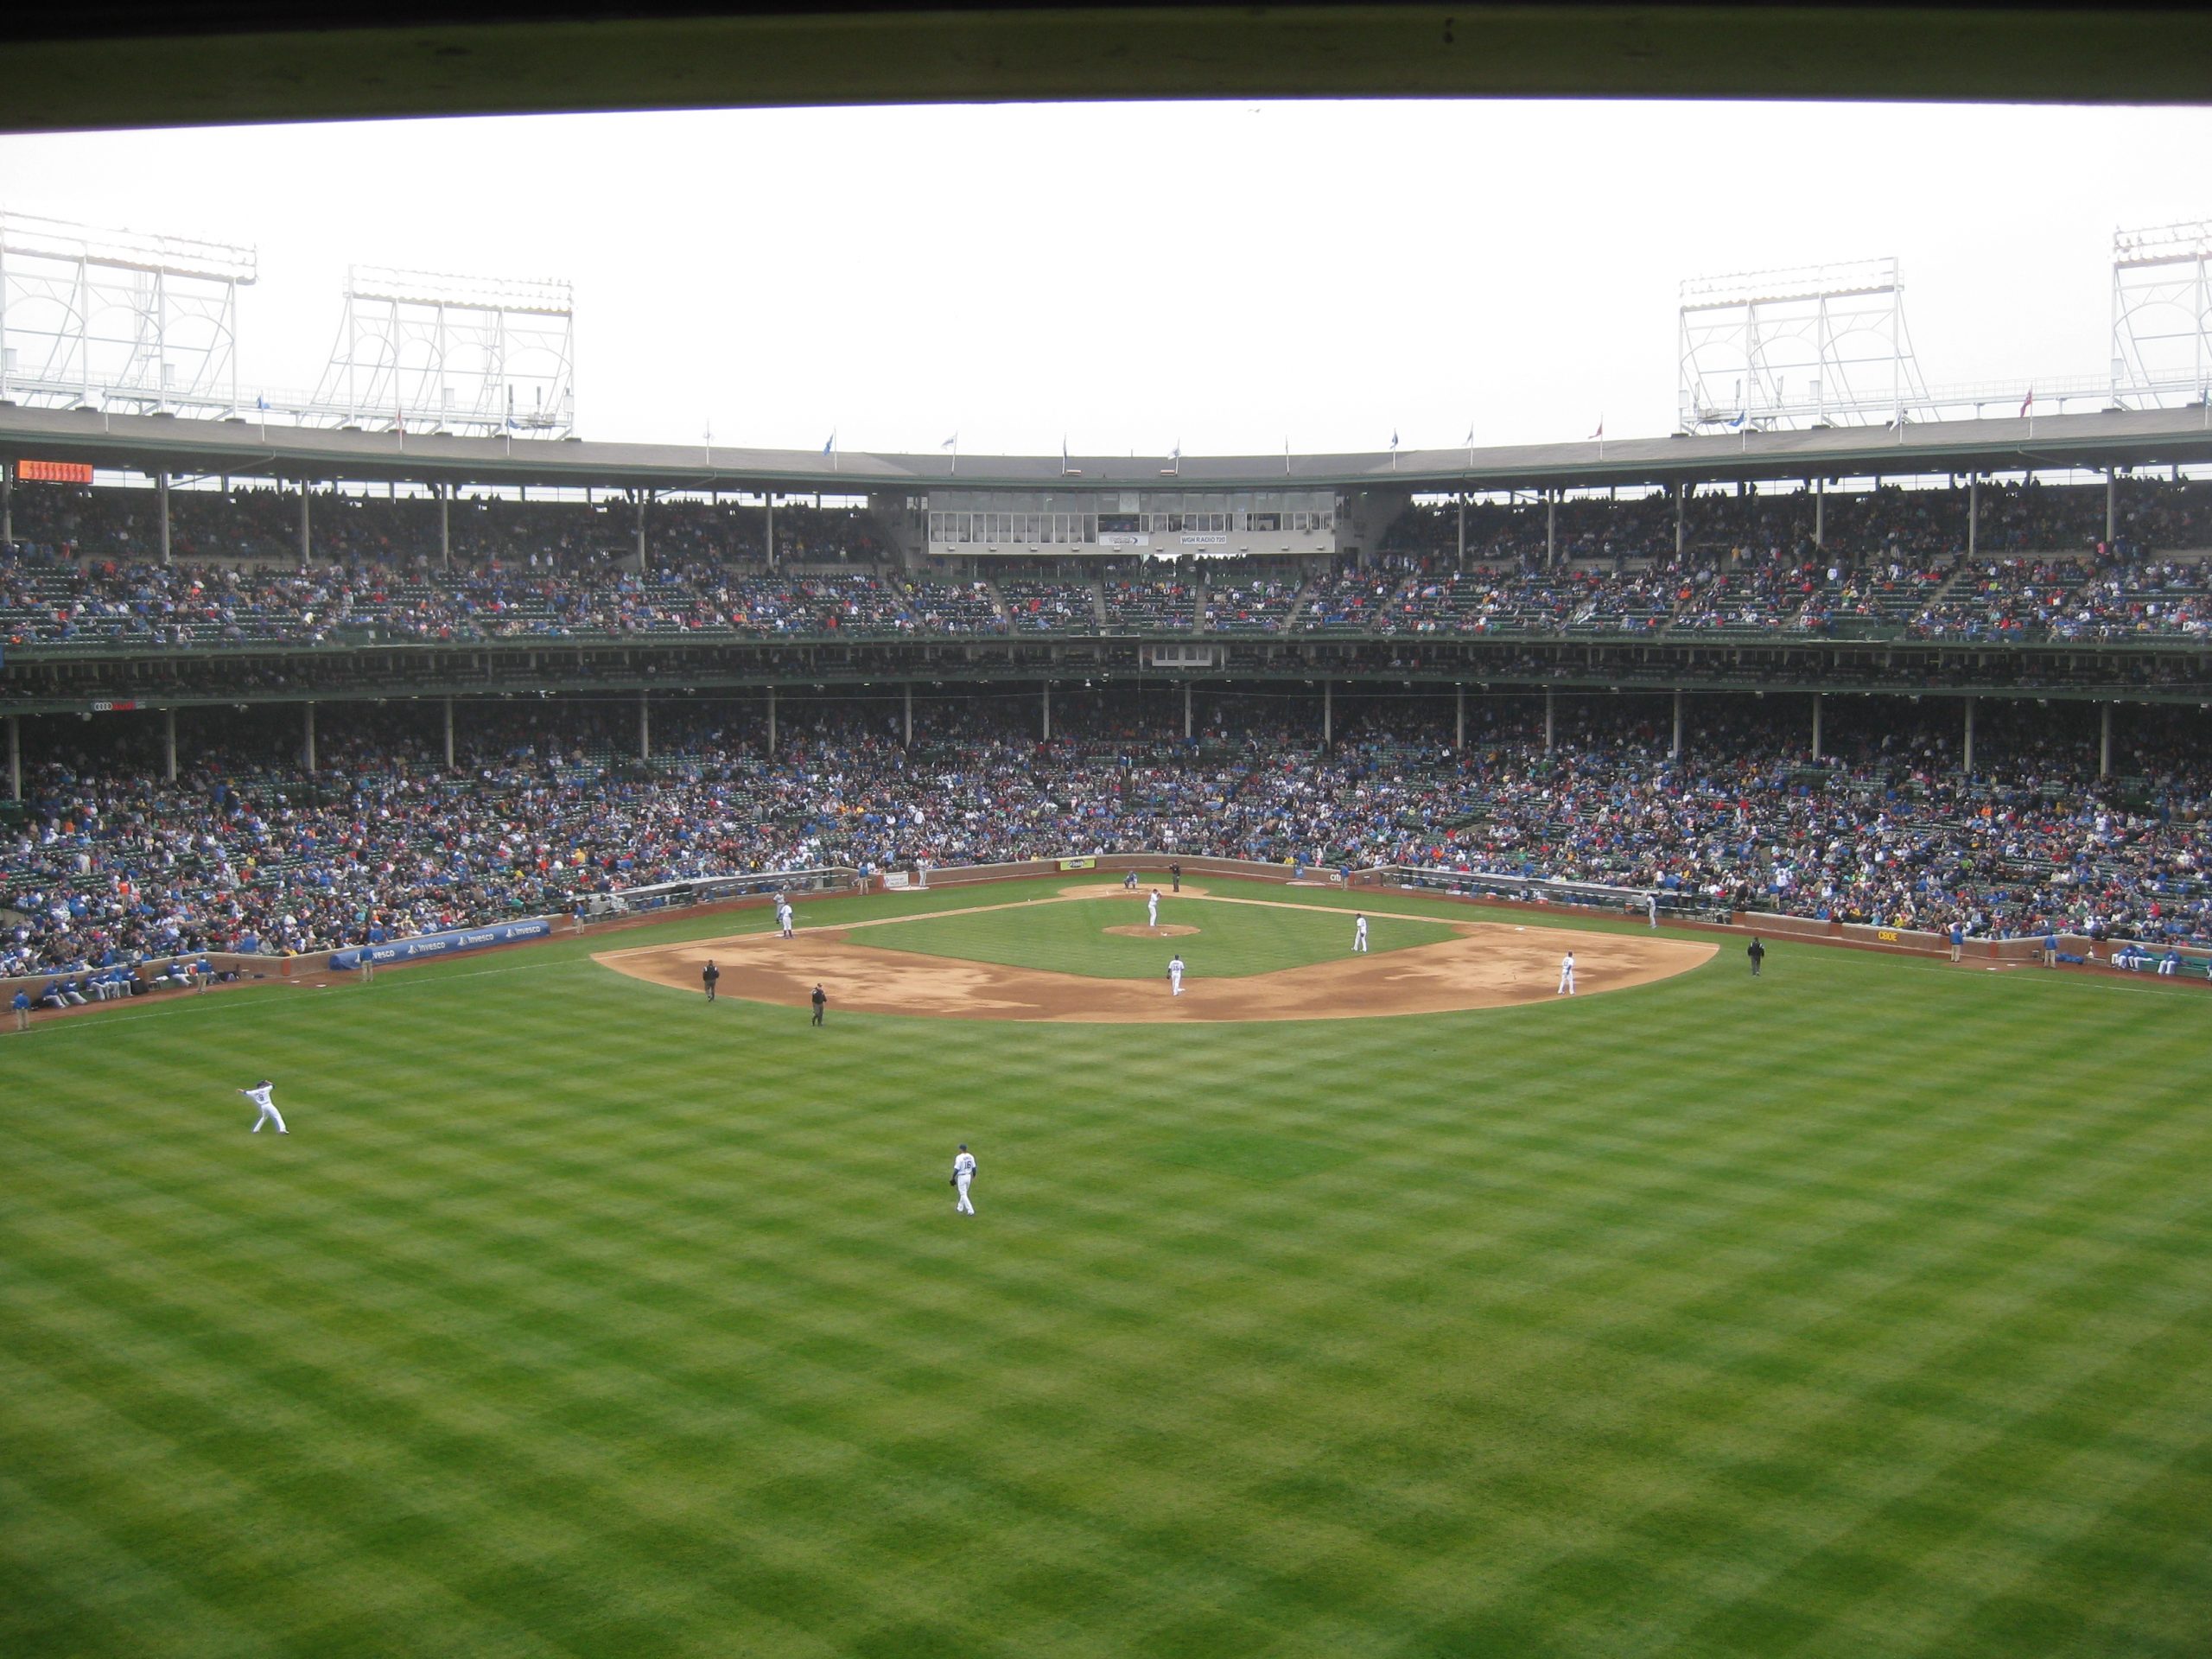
[3,686,2212,986]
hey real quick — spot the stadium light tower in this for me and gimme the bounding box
[2111,220,2212,410]
[0,210,257,416]
[307,264,575,436]
[1677,257,1932,432]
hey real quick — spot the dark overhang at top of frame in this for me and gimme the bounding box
[3,5,2212,136]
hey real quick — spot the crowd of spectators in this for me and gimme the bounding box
[10,476,2212,649]
[8,693,2212,984]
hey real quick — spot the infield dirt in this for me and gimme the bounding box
[596,890,1715,1022]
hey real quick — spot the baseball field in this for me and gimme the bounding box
[3,874,2207,1656]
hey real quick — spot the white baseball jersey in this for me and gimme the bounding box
[245,1084,275,1113]
[953,1152,976,1179]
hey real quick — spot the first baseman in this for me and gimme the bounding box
[1556,951,1576,995]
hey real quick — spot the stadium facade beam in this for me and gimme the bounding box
[157,471,170,565]
[163,707,176,783]
[1672,689,1684,760]
[11,7,2212,136]
[1964,696,1976,774]
[639,689,651,761]
[1811,692,1824,761]
[444,696,455,769]
[1456,683,1465,753]
[302,701,315,773]
[8,713,20,802]
[1967,473,1978,558]
[297,483,309,563]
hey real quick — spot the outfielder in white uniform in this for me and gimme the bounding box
[1557,951,1576,995]
[241,1079,287,1134]
[1168,954,1185,996]
[952,1144,976,1215]
[1147,889,1160,928]
[1354,913,1370,952]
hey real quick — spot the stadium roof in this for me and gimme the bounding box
[3,5,2212,133]
[5,404,2212,495]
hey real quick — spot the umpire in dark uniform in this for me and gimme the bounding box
[810,983,827,1025]
[1747,938,1765,977]
[702,960,721,1001]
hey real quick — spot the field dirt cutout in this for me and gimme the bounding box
[1058,882,1211,900]
[597,891,1715,1023]
[1103,923,1200,938]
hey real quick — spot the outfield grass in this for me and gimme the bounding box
[861,891,1454,978]
[2,886,2209,1657]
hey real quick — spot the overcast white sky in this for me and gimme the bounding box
[3,99,2210,458]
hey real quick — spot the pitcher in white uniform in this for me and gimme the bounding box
[1147,889,1160,928]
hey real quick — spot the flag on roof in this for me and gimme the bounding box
[2019,388,2034,417]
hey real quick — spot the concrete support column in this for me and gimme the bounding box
[766,686,776,754]
[302,702,316,773]
[1323,680,1332,747]
[903,682,914,747]
[164,708,177,783]
[1967,473,1979,559]
[1041,682,1051,742]
[1456,494,1466,564]
[1544,687,1556,752]
[1811,691,1824,760]
[639,690,652,760]
[1675,482,1687,557]
[1671,688,1684,760]
[158,473,171,566]
[1546,491,1557,568]
[2101,702,2113,779]
[440,485,451,571]
[635,491,648,570]
[1455,683,1465,753]
[2106,470,2118,545]
[298,484,311,564]
[1814,477,1825,547]
[765,493,776,569]
[1183,680,1193,740]
[443,696,455,769]
[5,714,16,801]
[1962,697,1976,775]
[1,460,12,544]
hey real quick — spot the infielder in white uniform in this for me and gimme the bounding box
[1147,889,1160,928]
[777,901,795,938]
[241,1079,287,1134]
[951,1143,976,1214]
[1354,913,1370,952]
[1557,951,1576,995]
[1168,954,1185,996]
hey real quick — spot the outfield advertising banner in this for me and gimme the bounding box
[329,918,552,971]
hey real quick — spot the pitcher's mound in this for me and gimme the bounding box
[1104,923,1200,938]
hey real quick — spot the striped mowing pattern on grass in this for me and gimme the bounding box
[1,883,2208,1657]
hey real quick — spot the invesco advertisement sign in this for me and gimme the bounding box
[329,918,552,971]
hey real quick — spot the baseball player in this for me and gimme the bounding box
[1122,868,1139,891]
[1556,951,1576,996]
[1147,888,1160,929]
[702,959,721,1001]
[810,983,827,1025]
[951,1143,977,1215]
[1354,913,1370,952]
[1647,894,1659,929]
[1168,954,1185,996]
[777,899,796,939]
[241,1079,287,1134]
